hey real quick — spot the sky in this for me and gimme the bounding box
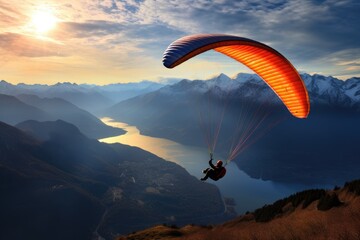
[0,0,359,85]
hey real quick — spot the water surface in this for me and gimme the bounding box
[100,117,332,214]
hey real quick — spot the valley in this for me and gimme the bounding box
[99,117,334,214]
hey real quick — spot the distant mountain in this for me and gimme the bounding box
[117,179,360,240]
[153,72,360,108]
[45,82,113,114]
[302,73,356,107]
[0,80,172,115]
[0,94,50,124]
[90,80,166,103]
[16,119,86,141]
[0,94,123,139]
[0,120,229,240]
[0,80,112,114]
[16,94,124,139]
[105,73,360,185]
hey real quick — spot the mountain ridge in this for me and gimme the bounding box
[17,94,124,139]
[156,72,360,107]
[3,73,359,113]
[0,93,124,139]
[116,179,360,240]
[0,94,50,124]
[0,79,170,113]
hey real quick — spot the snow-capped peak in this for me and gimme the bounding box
[234,72,262,84]
[343,77,360,101]
[205,73,238,91]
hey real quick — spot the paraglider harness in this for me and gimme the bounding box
[202,153,227,181]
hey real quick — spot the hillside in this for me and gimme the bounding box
[0,120,230,240]
[0,121,103,240]
[117,179,360,240]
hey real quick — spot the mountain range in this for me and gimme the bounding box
[0,93,124,139]
[0,120,229,240]
[2,73,359,185]
[104,73,360,185]
[0,80,169,114]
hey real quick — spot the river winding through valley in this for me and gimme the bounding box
[99,117,332,214]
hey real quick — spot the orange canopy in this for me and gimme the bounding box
[163,34,310,118]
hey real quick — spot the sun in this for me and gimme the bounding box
[30,8,57,35]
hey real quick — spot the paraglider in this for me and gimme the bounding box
[201,153,226,181]
[162,34,310,118]
[162,34,310,180]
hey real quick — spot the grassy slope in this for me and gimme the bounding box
[117,180,360,240]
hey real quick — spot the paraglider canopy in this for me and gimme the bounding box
[163,34,310,118]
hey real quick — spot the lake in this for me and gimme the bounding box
[99,117,333,214]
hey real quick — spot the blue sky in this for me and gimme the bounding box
[0,0,359,84]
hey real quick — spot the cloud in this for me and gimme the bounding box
[3,0,359,58]
[54,20,125,38]
[0,1,28,28]
[0,32,68,57]
[0,0,359,83]
[87,0,357,72]
[333,50,360,76]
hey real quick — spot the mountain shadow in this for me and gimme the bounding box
[0,121,103,240]
[0,120,230,240]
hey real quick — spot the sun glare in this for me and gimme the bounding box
[30,8,57,35]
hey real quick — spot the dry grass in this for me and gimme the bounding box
[117,191,360,240]
[181,193,360,240]
[116,224,209,240]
